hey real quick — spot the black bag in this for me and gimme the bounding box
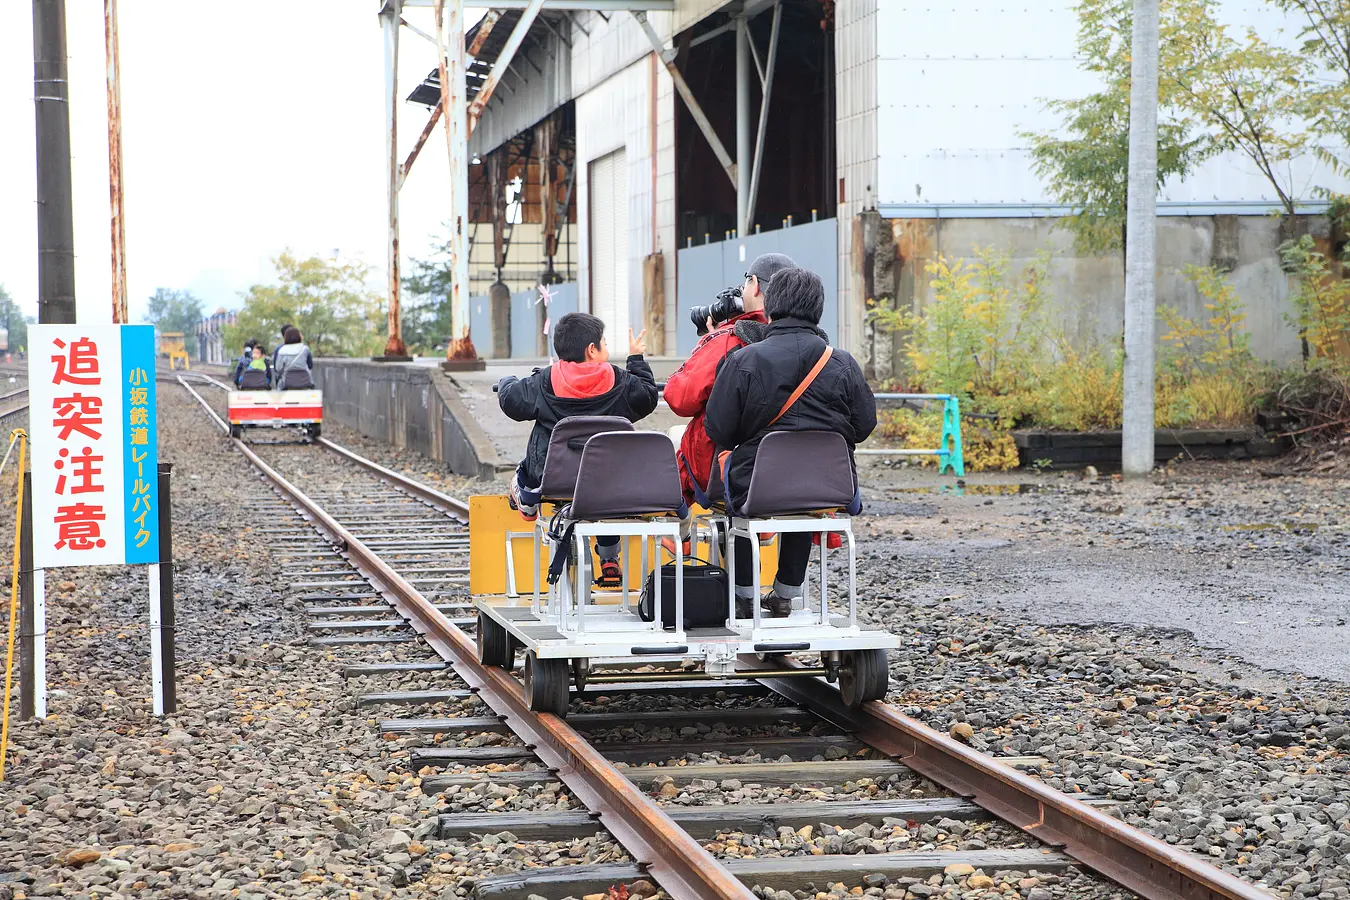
[638,560,728,629]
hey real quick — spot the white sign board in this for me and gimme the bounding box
[28,325,160,569]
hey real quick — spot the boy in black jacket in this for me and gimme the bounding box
[497,313,658,586]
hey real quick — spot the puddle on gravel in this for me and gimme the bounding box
[885,483,1050,497]
[1221,521,1322,533]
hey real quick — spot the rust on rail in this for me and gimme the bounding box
[746,658,1276,900]
[203,411,752,900]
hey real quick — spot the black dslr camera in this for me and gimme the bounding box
[690,284,743,336]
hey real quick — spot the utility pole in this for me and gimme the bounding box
[106,0,128,324]
[33,0,77,325]
[1121,0,1159,477]
[440,0,481,368]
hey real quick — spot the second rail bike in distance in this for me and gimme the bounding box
[227,388,323,442]
[468,415,898,716]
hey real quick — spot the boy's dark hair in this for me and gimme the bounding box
[765,267,825,325]
[280,323,293,337]
[244,338,257,350]
[552,312,605,362]
[283,326,303,345]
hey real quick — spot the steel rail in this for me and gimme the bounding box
[175,376,754,900]
[317,438,469,522]
[745,657,1276,900]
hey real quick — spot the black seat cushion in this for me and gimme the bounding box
[741,431,855,517]
[539,416,635,500]
[569,432,684,520]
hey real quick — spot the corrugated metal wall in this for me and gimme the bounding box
[575,54,678,353]
[468,26,571,158]
[676,218,840,355]
[834,0,878,353]
[468,282,580,360]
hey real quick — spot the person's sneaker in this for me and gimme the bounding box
[508,481,538,522]
[595,560,623,588]
[761,592,793,618]
[659,536,692,557]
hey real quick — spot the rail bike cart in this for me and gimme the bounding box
[226,389,323,441]
[470,417,899,716]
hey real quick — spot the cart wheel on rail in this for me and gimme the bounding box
[229,424,243,439]
[476,611,513,668]
[524,651,569,716]
[308,423,321,441]
[839,648,889,708]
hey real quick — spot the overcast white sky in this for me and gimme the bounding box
[0,1,480,325]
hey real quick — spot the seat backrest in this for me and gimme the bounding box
[569,431,684,520]
[539,416,635,499]
[238,367,269,390]
[742,430,855,517]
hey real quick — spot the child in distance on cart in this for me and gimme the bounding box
[496,313,660,588]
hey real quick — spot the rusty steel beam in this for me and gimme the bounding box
[381,0,407,358]
[466,9,501,57]
[466,0,546,135]
[632,11,737,190]
[105,0,127,323]
[399,104,441,191]
[399,10,499,192]
[746,659,1277,900]
[437,0,477,359]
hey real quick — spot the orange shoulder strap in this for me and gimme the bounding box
[768,345,832,428]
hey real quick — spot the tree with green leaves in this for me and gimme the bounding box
[226,252,383,358]
[145,288,205,357]
[0,284,30,353]
[402,230,455,353]
[1272,0,1350,190]
[1025,0,1208,253]
[1027,0,1311,252]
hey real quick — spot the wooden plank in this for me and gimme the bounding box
[411,746,535,767]
[440,797,989,840]
[309,634,417,647]
[411,735,867,767]
[358,689,475,706]
[577,679,768,698]
[343,661,450,677]
[471,850,1075,899]
[420,759,913,793]
[379,706,814,735]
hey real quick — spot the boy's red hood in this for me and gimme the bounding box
[550,360,615,399]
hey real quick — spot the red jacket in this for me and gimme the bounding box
[664,310,768,504]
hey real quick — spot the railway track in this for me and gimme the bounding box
[175,374,1274,900]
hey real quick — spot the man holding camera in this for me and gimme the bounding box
[665,252,796,513]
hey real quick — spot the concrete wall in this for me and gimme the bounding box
[858,212,1329,382]
[313,360,503,478]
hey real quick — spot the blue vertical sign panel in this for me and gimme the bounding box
[121,325,159,564]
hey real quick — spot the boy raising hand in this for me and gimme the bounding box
[497,315,659,587]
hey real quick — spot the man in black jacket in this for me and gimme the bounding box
[704,267,877,617]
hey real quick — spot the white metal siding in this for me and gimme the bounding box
[835,0,879,353]
[589,148,629,341]
[875,2,1350,212]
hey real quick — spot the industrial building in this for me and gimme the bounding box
[428,1,1347,372]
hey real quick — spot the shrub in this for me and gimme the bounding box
[873,253,1274,465]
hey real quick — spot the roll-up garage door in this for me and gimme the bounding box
[588,149,629,341]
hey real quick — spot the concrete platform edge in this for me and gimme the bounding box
[313,359,506,479]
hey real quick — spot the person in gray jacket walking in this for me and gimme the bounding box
[273,326,315,390]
